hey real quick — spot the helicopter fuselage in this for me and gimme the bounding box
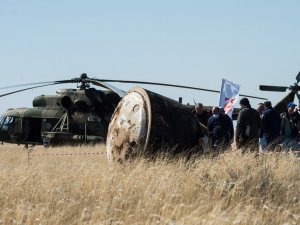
[0,88,120,146]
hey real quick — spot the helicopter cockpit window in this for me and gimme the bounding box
[0,116,14,132]
[0,117,4,126]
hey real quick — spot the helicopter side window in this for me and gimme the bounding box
[0,117,14,132]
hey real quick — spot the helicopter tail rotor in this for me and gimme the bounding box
[259,71,300,114]
[260,71,300,93]
[296,71,300,84]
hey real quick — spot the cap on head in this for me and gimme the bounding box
[239,98,249,106]
[287,102,297,108]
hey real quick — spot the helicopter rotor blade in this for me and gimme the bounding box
[238,93,267,100]
[0,79,81,98]
[96,79,267,100]
[87,79,126,97]
[0,75,267,100]
[0,79,75,90]
[259,85,288,92]
[0,77,126,98]
[96,79,221,93]
[0,81,55,90]
[0,83,60,98]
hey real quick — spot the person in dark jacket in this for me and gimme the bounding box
[207,107,232,152]
[219,107,234,146]
[235,98,261,153]
[192,103,211,127]
[280,102,299,149]
[292,101,300,138]
[261,101,281,150]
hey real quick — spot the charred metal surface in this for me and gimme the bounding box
[107,87,205,162]
[106,88,150,162]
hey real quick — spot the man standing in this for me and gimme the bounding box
[219,107,234,146]
[235,98,261,153]
[261,101,281,150]
[207,107,231,152]
[193,103,210,126]
[293,101,300,136]
[280,102,299,149]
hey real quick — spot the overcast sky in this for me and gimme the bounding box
[0,0,300,114]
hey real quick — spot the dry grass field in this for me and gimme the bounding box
[0,143,299,225]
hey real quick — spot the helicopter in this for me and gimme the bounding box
[0,73,267,148]
[0,74,124,147]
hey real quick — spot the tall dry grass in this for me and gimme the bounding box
[0,143,299,225]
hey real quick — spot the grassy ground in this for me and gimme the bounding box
[0,143,299,225]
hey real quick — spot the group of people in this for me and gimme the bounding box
[193,103,234,153]
[193,98,300,153]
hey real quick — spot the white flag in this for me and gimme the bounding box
[219,79,240,118]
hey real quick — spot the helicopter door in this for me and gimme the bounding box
[25,118,42,143]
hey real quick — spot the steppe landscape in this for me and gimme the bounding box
[0,144,299,225]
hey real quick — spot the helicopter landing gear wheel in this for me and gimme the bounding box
[43,138,50,148]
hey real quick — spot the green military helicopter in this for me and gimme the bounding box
[0,73,267,147]
[0,74,124,147]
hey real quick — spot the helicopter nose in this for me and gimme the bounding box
[0,129,13,143]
